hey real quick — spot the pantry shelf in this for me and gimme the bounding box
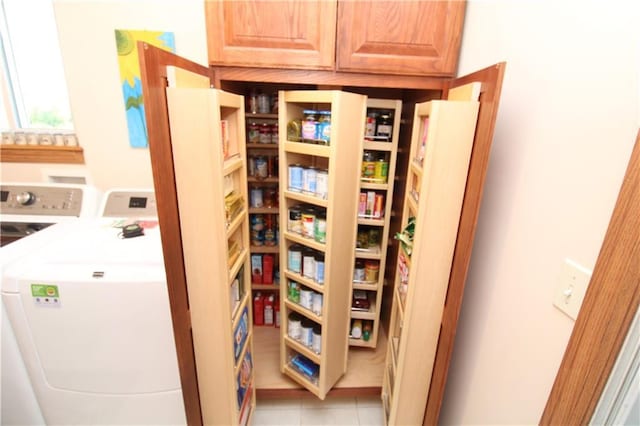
[283,270,325,294]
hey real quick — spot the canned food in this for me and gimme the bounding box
[288,244,303,274]
[374,159,389,183]
[316,111,331,145]
[264,188,277,208]
[301,319,314,347]
[314,211,326,244]
[315,169,329,200]
[302,248,315,280]
[302,167,317,195]
[354,260,365,281]
[288,164,303,192]
[299,288,314,310]
[301,207,316,238]
[250,187,263,208]
[312,293,323,316]
[288,312,302,340]
[312,325,322,353]
[288,205,302,234]
[314,253,325,284]
[362,151,376,179]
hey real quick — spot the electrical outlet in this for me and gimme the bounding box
[553,259,592,320]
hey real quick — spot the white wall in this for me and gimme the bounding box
[441,1,640,424]
[1,0,207,191]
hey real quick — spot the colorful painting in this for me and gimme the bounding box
[115,30,175,148]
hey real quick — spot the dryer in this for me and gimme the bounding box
[1,189,185,425]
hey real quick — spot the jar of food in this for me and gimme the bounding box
[365,111,377,139]
[257,93,270,114]
[376,113,393,140]
[316,111,331,145]
[315,169,329,200]
[248,122,260,143]
[255,155,268,178]
[312,324,322,353]
[301,110,317,141]
[300,319,314,347]
[299,287,314,310]
[374,155,389,183]
[288,205,302,234]
[259,123,271,144]
[288,312,302,339]
[288,164,304,192]
[288,281,300,304]
[270,123,279,144]
[364,260,379,283]
[362,151,376,179]
[302,167,317,195]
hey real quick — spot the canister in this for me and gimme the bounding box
[312,292,323,316]
[288,244,303,274]
[314,253,325,284]
[302,248,316,280]
[299,287,313,310]
[300,319,314,347]
[288,164,304,192]
[312,325,322,354]
[288,312,302,340]
[315,169,329,200]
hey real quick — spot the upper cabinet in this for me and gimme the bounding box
[205,0,465,77]
[336,1,465,76]
[205,1,336,70]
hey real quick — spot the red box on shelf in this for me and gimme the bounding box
[263,254,274,284]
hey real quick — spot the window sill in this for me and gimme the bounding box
[0,145,84,164]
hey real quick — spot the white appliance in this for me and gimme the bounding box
[0,183,100,246]
[1,182,100,425]
[1,189,186,425]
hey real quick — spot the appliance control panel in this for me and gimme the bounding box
[0,185,85,216]
[101,190,158,218]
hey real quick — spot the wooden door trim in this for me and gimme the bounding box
[423,62,506,425]
[138,42,211,426]
[541,131,640,424]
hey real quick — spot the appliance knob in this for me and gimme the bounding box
[16,191,36,205]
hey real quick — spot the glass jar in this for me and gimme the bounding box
[376,113,393,140]
[301,110,317,141]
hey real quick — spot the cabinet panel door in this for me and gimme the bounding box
[206,1,336,70]
[336,1,465,76]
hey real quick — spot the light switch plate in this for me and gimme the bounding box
[553,258,592,320]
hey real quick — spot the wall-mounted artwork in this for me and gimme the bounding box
[115,30,175,148]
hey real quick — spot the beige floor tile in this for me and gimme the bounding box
[357,406,385,426]
[356,395,383,408]
[256,397,302,411]
[301,395,357,409]
[300,407,359,425]
[252,407,301,425]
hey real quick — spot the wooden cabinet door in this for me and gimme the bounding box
[206,1,337,70]
[336,1,466,76]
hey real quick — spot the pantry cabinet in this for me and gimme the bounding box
[166,88,256,425]
[140,40,505,426]
[383,96,479,425]
[278,90,366,399]
[205,0,465,77]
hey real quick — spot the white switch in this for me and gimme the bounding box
[553,258,592,321]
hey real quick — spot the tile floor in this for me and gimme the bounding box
[252,395,385,426]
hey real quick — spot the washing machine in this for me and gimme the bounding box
[1,189,185,425]
[1,182,100,425]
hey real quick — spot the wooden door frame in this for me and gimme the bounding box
[138,42,211,426]
[541,131,640,424]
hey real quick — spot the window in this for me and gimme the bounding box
[0,0,73,130]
